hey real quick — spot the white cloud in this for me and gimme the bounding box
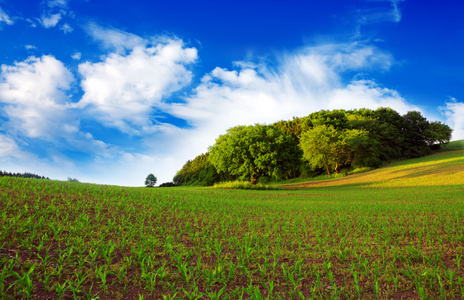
[38,0,70,29]
[0,134,75,181]
[390,0,405,22]
[170,43,416,138]
[354,0,405,37]
[71,52,82,60]
[85,23,146,54]
[77,34,197,134]
[442,98,464,140]
[0,7,14,26]
[140,42,420,185]
[0,55,77,139]
[0,134,25,158]
[40,13,62,28]
[25,45,38,50]
[60,23,73,33]
[46,0,69,9]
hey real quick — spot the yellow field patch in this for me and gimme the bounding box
[285,150,464,189]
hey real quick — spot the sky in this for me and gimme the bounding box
[0,0,463,186]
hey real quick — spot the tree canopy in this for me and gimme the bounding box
[174,107,453,186]
[145,173,157,187]
[208,124,302,184]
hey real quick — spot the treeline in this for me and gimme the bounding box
[0,170,50,180]
[174,108,452,186]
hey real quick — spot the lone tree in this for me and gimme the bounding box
[145,173,157,187]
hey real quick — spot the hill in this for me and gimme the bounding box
[284,145,464,189]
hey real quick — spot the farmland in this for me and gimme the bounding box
[1,147,464,299]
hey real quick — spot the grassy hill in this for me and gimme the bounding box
[284,143,464,189]
[1,144,463,299]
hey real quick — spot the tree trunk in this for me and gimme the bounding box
[251,173,258,185]
[325,164,331,176]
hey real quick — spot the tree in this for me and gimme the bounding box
[173,153,221,186]
[300,125,374,175]
[424,121,452,147]
[145,173,157,187]
[208,124,302,184]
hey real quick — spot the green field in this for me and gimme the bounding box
[1,147,464,299]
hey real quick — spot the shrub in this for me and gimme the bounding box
[212,181,282,190]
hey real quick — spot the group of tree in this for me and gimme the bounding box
[174,107,452,186]
[0,170,50,180]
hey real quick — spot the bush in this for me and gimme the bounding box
[159,182,177,187]
[212,181,282,190]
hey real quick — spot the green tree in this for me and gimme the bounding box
[173,153,222,186]
[424,121,453,147]
[208,124,302,184]
[145,173,157,187]
[300,125,373,175]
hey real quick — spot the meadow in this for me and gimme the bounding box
[1,146,464,299]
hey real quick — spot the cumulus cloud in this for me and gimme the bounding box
[0,7,14,26]
[0,26,433,185]
[134,42,419,185]
[0,55,77,139]
[442,98,464,140]
[77,30,198,134]
[169,42,418,153]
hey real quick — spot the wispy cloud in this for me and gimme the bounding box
[60,23,73,33]
[40,13,61,28]
[355,0,405,36]
[71,52,81,60]
[38,0,70,29]
[84,23,146,54]
[25,45,38,50]
[390,0,405,23]
[0,6,14,26]
[151,42,420,185]
[46,0,69,9]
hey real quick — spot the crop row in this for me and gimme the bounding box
[1,176,464,299]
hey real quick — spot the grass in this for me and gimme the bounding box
[443,139,464,151]
[1,146,464,299]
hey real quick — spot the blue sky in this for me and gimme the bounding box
[0,0,463,186]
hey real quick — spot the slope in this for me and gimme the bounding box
[284,142,464,189]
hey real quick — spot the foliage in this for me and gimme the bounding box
[158,182,177,187]
[174,153,222,186]
[300,125,378,175]
[272,116,312,144]
[67,177,79,182]
[208,124,302,184]
[177,107,453,184]
[144,173,157,187]
[212,180,282,190]
[0,170,49,180]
